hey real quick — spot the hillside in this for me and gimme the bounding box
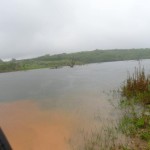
[0,49,150,73]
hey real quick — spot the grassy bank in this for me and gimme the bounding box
[119,65,150,149]
[1,48,150,73]
[70,64,150,150]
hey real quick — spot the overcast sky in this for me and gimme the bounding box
[0,0,150,59]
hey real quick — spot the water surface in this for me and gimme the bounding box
[0,60,150,149]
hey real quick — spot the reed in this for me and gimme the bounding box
[121,65,150,105]
[119,64,150,149]
[70,64,150,150]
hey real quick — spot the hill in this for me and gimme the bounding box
[0,49,150,73]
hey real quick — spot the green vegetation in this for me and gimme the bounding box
[1,48,150,73]
[71,64,150,150]
[119,65,150,149]
[121,66,150,104]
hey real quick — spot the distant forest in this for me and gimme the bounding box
[0,49,150,73]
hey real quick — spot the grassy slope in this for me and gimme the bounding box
[0,48,150,72]
[35,48,150,63]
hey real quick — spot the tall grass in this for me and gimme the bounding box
[69,124,132,150]
[119,64,150,149]
[70,64,150,150]
[121,65,150,105]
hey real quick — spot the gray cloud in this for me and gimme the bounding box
[0,0,150,59]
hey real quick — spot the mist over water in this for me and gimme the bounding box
[0,60,150,150]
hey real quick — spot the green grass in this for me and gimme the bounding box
[119,65,150,149]
[69,63,150,150]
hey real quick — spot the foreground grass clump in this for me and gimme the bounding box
[119,65,150,149]
[121,66,150,105]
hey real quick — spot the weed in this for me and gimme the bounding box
[140,132,150,141]
[121,65,150,105]
[119,64,150,149]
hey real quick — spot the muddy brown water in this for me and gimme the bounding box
[0,60,149,150]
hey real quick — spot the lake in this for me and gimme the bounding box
[0,60,149,150]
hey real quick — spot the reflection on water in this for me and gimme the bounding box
[0,60,150,149]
